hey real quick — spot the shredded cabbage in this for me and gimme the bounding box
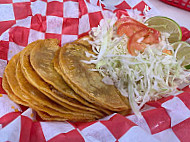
[85,14,190,117]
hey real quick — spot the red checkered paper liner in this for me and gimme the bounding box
[0,0,190,142]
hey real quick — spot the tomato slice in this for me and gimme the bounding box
[115,17,147,29]
[115,17,161,56]
[142,28,160,44]
[116,17,149,38]
[117,23,145,37]
[128,28,160,56]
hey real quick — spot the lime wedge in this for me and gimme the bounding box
[172,41,190,50]
[172,41,190,68]
[145,16,182,43]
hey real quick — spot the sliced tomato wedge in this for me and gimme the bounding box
[115,17,161,56]
[117,23,145,37]
[116,17,149,38]
[128,28,160,56]
[142,28,160,44]
[115,17,147,29]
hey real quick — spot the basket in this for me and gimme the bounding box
[160,0,190,11]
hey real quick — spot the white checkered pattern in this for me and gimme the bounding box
[79,14,90,35]
[0,0,189,141]
[46,16,63,34]
[153,128,180,142]
[64,1,79,18]
[86,2,101,13]
[0,59,7,78]
[81,122,116,142]
[0,115,21,142]
[41,121,75,141]
[162,97,190,126]
[15,17,32,28]
[31,1,47,16]
[13,0,30,3]
[0,31,9,41]
[0,4,15,22]
[8,42,25,60]
[0,94,21,118]
[118,126,159,142]
[127,115,151,134]
[125,0,142,7]
[61,34,78,45]
[28,29,45,44]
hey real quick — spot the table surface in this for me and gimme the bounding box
[103,0,190,29]
[151,0,190,29]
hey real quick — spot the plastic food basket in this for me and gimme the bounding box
[160,0,190,11]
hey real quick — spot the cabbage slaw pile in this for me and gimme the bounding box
[84,15,190,117]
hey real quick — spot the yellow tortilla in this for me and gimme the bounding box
[4,53,31,106]
[59,43,130,112]
[17,59,101,117]
[17,59,78,114]
[3,51,100,121]
[20,40,104,117]
[3,78,99,122]
[37,111,97,122]
[30,39,77,99]
[2,74,28,106]
[30,39,110,116]
[54,48,112,115]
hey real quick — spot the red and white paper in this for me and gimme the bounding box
[0,0,190,141]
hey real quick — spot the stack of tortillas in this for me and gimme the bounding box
[2,37,130,122]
